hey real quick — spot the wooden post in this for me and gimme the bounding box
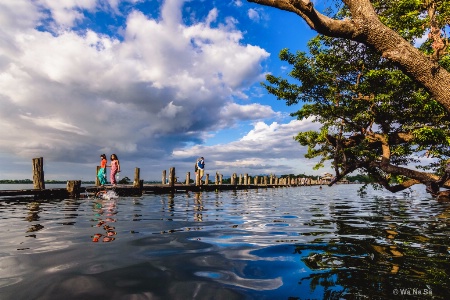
[238,174,242,185]
[96,166,100,186]
[133,167,140,188]
[186,172,190,185]
[205,174,209,185]
[264,176,267,185]
[32,157,45,189]
[215,172,219,185]
[219,174,223,185]
[67,180,81,198]
[169,167,175,188]
[254,176,258,185]
[162,170,166,185]
[196,170,201,186]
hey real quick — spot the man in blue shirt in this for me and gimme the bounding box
[197,157,205,183]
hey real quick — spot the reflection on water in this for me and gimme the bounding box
[91,197,118,243]
[0,185,449,299]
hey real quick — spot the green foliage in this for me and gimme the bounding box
[262,1,450,192]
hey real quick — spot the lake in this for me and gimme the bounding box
[0,184,448,299]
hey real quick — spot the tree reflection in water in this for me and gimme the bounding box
[292,198,450,299]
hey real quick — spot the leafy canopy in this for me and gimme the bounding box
[263,0,450,194]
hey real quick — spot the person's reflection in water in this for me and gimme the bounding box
[92,193,118,242]
[194,192,203,222]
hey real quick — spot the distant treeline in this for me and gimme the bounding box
[0,174,373,185]
[279,174,372,183]
[0,179,95,184]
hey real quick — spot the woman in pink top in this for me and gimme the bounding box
[110,154,120,186]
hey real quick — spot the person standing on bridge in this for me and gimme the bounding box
[97,154,107,187]
[197,157,205,184]
[110,154,121,187]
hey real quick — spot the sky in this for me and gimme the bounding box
[0,0,332,182]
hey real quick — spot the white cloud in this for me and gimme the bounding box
[248,8,260,23]
[0,0,333,181]
[0,0,270,168]
[173,118,324,176]
[233,0,243,7]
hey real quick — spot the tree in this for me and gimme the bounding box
[248,0,450,111]
[259,1,450,197]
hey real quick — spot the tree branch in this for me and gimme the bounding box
[247,0,357,38]
[247,0,450,112]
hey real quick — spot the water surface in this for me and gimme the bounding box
[0,185,449,299]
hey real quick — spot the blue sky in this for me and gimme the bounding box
[0,0,332,182]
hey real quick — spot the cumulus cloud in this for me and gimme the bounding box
[0,0,270,168]
[173,118,323,177]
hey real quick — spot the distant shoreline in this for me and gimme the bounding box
[0,180,94,184]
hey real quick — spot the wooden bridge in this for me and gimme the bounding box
[0,157,329,201]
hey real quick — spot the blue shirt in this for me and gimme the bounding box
[197,159,205,169]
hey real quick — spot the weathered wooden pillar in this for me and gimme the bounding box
[133,167,141,188]
[215,172,219,185]
[254,176,258,185]
[264,176,267,185]
[169,167,175,188]
[162,170,167,185]
[67,180,81,198]
[244,174,248,185]
[205,174,209,185]
[96,166,100,186]
[196,170,201,186]
[248,176,251,185]
[230,173,235,185]
[219,174,223,185]
[32,157,45,189]
[186,172,190,185]
[232,173,237,185]
[238,174,242,185]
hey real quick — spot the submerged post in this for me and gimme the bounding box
[205,174,209,185]
[32,157,45,189]
[133,167,140,188]
[215,172,219,185]
[67,180,81,198]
